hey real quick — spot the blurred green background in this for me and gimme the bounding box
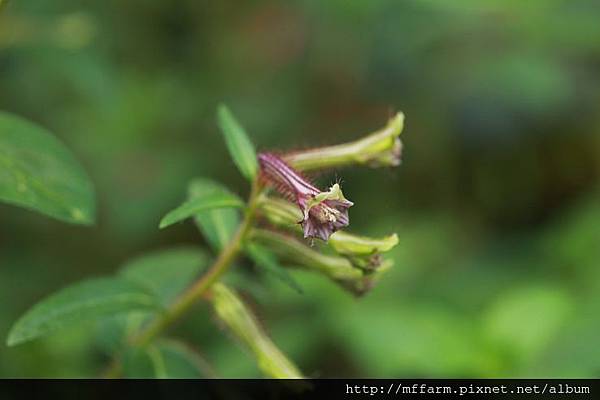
[1,0,599,377]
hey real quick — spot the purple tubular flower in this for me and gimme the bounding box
[258,153,353,241]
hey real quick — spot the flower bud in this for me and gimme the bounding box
[328,231,399,256]
[284,112,404,171]
[210,283,303,378]
[250,228,391,296]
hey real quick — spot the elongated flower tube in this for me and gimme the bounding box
[250,228,392,296]
[258,152,353,241]
[210,283,303,378]
[284,112,404,171]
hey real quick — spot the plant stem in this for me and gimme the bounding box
[104,180,261,377]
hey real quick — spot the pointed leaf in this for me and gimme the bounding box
[246,243,303,294]
[119,247,209,306]
[0,111,95,224]
[217,104,258,181]
[7,277,159,346]
[159,190,243,229]
[188,178,241,251]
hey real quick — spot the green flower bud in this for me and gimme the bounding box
[328,231,399,256]
[284,112,404,171]
[250,228,391,296]
[257,195,303,226]
[210,283,303,378]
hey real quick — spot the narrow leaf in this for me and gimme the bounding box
[119,247,209,306]
[0,111,95,224]
[159,191,243,229]
[188,178,241,251]
[246,243,303,294]
[217,104,258,180]
[7,277,158,346]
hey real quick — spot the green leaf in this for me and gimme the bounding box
[119,247,209,306]
[159,190,243,229]
[188,178,241,251]
[246,243,303,294]
[217,104,258,181]
[122,339,212,378]
[94,312,150,355]
[0,111,95,224]
[122,346,155,378]
[7,277,159,347]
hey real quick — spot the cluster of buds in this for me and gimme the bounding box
[253,112,404,295]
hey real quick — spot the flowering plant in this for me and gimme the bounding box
[7,105,405,378]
